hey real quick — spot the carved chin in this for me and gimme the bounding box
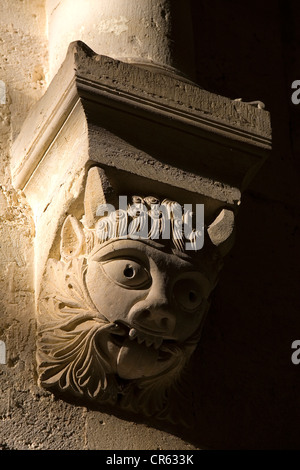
[106,323,176,380]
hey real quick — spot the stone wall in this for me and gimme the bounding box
[0,0,299,450]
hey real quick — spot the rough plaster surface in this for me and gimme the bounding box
[10,40,270,302]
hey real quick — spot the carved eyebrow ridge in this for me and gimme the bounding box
[89,245,150,268]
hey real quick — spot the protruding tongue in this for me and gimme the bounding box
[117,338,159,379]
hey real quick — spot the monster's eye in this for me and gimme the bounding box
[101,259,151,289]
[173,279,203,311]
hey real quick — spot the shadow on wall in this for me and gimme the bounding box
[156,0,300,449]
[38,1,300,449]
[188,193,300,449]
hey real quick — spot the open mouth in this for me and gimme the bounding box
[108,322,175,380]
[109,322,165,350]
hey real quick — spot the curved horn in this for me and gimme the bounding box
[60,215,85,261]
[207,208,235,256]
[84,166,117,228]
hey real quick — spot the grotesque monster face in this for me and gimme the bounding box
[37,168,233,421]
[85,239,211,380]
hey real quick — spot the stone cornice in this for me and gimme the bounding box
[11,41,271,194]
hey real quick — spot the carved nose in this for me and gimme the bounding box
[128,297,175,336]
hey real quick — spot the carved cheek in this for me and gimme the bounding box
[171,307,206,342]
[85,260,149,323]
[170,277,211,341]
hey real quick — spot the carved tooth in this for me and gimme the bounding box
[145,337,154,348]
[129,328,138,340]
[137,333,145,344]
[154,338,163,350]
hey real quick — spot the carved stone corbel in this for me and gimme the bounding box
[11,41,271,423]
[36,166,232,418]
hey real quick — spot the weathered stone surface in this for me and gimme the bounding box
[207,209,235,256]
[46,0,196,81]
[84,411,199,450]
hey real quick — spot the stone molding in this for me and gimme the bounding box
[12,41,271,195]
[10,40,272,424]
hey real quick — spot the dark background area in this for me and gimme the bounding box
[185,0,300,449]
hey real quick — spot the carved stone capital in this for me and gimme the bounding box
[11,41,271,423]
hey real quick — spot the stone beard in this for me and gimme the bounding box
[36,194,224,422]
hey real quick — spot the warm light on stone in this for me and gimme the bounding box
[46,0,196,81]
[3,0,299,452]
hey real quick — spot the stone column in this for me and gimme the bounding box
[46,0,196,81]
[10,1,271,435]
